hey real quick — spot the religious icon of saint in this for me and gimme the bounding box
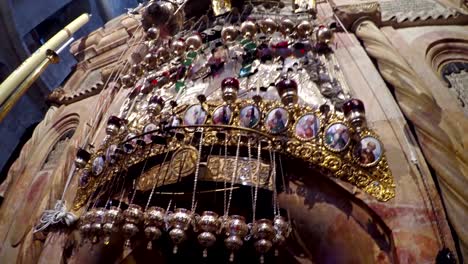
[143,123,158,144]
[295,114,320,140]
[106,145,118,164]
[240,105,260,128]
[123,133,138,154]
[92,156,105,176]
[354,136,382,166]
[266,108,289,134]
[324,123,350,151]
[212,105,232,125]
[184,105,208,126]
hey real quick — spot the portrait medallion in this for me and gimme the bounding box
[353,136,383,167]
[183,104,208,126]
[323,123,350,152]
[239,105,260,128]
[92,156,105,176]
[123,133,138,154]
[143,123,158,144]
[294,114,320,141]
[106,144,118,165]
[212,105,233,125]
[265,107,289,134]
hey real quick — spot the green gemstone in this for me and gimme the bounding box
[240,38,250,45]
[175,81,185,92]
[183,59,193,66]
[244,42,257,51]
[187,51,197,59]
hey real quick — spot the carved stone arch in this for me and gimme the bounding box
[4,112,81,264]
[426,38,468,79]
[8,113,80,244]
[425,38,468,115]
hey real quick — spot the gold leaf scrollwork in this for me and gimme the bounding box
[322,156,342,172]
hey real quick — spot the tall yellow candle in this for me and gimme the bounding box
[0,13,91,106]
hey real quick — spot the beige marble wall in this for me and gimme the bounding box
[331,32,456,263]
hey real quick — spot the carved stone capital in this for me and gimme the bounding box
[330,0,381,31]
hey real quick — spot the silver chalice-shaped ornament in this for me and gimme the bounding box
[102,206,123,245]
[195,211,221,257]
[143,206,166,250]
[224,215,249,262]
[167,208,192,254]
[252,219,276,263]
[122,204,143,248]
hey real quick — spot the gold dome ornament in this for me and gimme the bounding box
[143,53,158,70]
[296,20,313,38]
[276,79,299,105]
[279,18,295,36]
[260,18,278,34]
[221,25,238,43]
[171,39,186,56]
[185,34,203,51]
[156,46,170,63]
[342,98,367,132]
[240,20,257,39]
[131,63,144,77]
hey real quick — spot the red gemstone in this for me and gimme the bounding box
[76,148,91,162]
[276,79,298,91]
[151,79,158,86]
[108,115,121,127]
[149,95,164,105]
[342,98,365,116]
[221,77,240,89]
[273,41,289,49]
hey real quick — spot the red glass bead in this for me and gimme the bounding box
[276,79,297,91]
[221,77,240,89]
[108,115,121,127]
[342,98,365,116]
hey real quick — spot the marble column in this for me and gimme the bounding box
[354,19,468,259]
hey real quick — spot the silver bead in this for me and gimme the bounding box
[131,63,144,77]
[147,27,160,40]
[186,34,203,51]
[144,53,158,70]
[316,25,334,44]
[121,74,135,88]
[156,47,170,62]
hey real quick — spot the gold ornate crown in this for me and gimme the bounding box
[74,97,394,210]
